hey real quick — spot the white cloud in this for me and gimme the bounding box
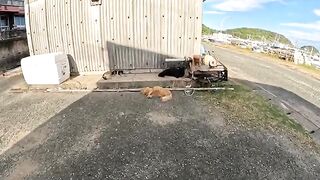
[314,9,320,16]
[212,0,280,12]
[282,21,320,43]
[282,21,320,31]
[287,30,320,42]
[204,10,225,14]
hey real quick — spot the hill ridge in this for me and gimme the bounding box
[202,24,293,46]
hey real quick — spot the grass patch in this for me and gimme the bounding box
[201,83,310,138]
[298,64,320,74]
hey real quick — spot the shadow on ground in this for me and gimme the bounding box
[1,90,320,179]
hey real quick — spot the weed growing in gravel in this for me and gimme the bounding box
[199,84,317,147]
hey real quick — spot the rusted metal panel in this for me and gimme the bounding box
[25,0,202,73]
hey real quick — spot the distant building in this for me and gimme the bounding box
[294,49,320,68]
[208,33,233,44]
[0,0,25,31]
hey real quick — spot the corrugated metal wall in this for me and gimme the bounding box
[25,0,202,73]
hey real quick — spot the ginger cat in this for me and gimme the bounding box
[141,86,172,102]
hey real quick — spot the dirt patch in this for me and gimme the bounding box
[68,126,104,157]
[199,84,319,151]
[4,125,50,156]
[6,158,38,180]
[147,112,179,126]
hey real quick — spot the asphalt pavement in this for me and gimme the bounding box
[210,45,320,135]
[1,75,320,179]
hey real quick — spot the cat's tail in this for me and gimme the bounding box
[161,93,172,102]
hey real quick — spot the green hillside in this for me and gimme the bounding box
[301,46,319,55]
[202,24,217,35]
[225,28,293,46]
[201,25,293,46]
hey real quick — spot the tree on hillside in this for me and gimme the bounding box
[201,25,293,46]
[202,24,216,35]
[225,28,293,46]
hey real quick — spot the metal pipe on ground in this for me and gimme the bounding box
[44,87,235,93]
[10,87,234,93]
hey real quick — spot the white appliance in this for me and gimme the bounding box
[21,52,70,85]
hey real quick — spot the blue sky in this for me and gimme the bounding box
[203,0,320,48]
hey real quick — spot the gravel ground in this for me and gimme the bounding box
[1,75,320,179]
[0,76,86,154]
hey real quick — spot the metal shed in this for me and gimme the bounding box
[25,0,203,74]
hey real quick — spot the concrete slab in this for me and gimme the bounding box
[10,75,101,92]
[60,75,101,90]
[9,73,191,92]
[97,73,191,89]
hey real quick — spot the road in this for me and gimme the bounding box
[1,75,320,179]
[211,45,320,134]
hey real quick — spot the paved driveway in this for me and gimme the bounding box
[1,75,320,179]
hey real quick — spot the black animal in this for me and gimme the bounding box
[158,67,185,78]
